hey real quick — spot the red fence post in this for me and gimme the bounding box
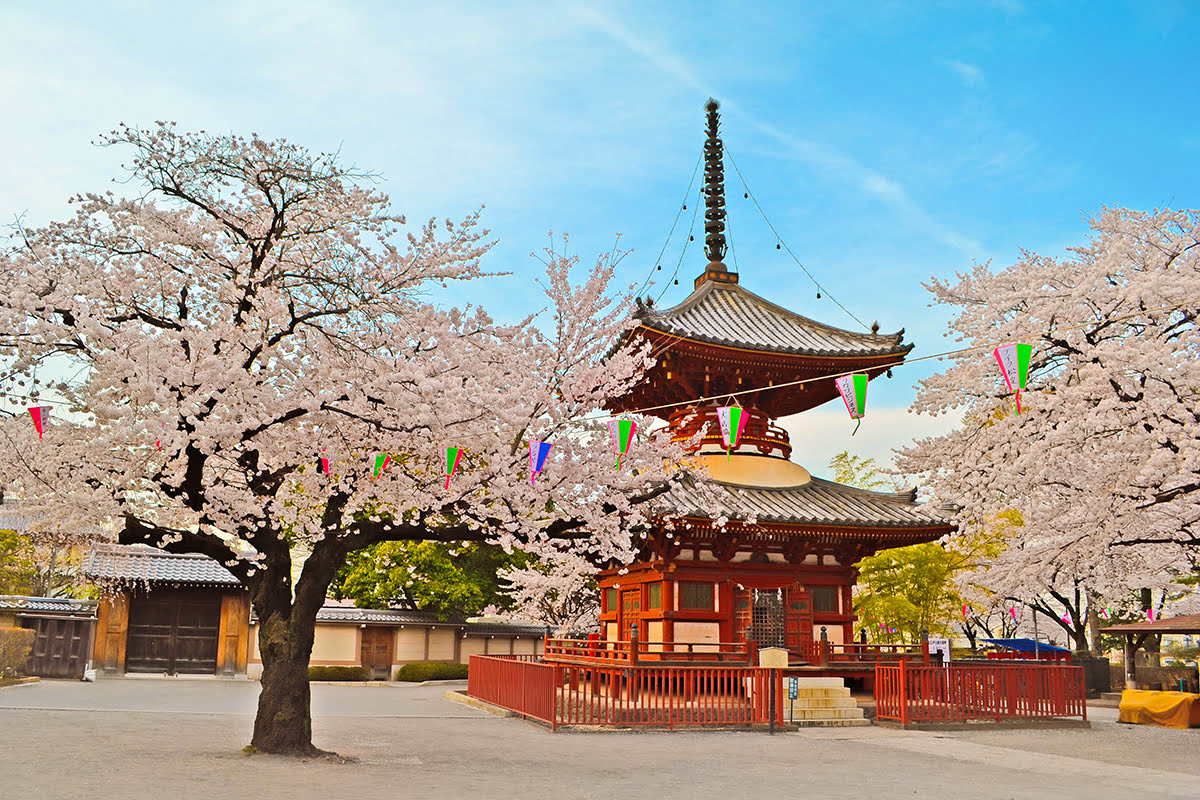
[898,659,909,725]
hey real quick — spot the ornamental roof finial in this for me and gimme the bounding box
[702,98,727,266]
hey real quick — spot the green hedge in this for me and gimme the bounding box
[308,665,372,681]
[0,627,34,678]
[395,661,469,682]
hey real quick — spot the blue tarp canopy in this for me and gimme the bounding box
[980,637,1071,653]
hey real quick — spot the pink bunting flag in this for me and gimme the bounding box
[27,405,51,439]
[962,604,968,618]
[318,449,331,474]
[1061,613,1070,624]
[1147,608,1155,621]
[1009,607,1017,620]
[1100,608,1111,621]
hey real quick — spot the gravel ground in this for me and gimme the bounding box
[1,679,1197,800]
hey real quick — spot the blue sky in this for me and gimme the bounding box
[2,1,1196,474]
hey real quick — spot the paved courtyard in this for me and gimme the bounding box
[1,679,1198,800]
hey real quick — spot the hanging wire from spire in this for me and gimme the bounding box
[635,152,703,298]
[725,146,872,332]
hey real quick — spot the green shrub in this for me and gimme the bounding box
[394,661,469,682]
[307,665,371,681]
[0,627,34,678]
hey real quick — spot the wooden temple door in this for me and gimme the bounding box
[733,588,752,642]
[360,627,394,680]
[784,586,812,650]
[620,590,641,642]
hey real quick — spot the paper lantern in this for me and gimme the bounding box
[529,441,552,485]
[372,452,390,479]
[834,374,868,435]
[993,342,1032,414]
[608,420,637,470]
[27,406,51,439]
[717,406,748,459]
[445,446,462,489]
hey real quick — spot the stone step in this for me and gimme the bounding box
[790,717,872,728]
[789,706,865,720]
[1099,692,1124,702]
[793,687,852,698]
[790,697,859,710]
[793,677,847,689]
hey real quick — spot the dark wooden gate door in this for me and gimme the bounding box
[620,590,641,642]
[360,627,394,680]
[126,590,220,675]
[21,617,91,678]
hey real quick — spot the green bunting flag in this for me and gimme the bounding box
[834,374,869,435]
[445,446,462,489]
[993,342,1032,414]
[608,419,637,470]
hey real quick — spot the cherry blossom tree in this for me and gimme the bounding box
[0,125,695,755]
[897,207,1200,644]
[496,549,600,635]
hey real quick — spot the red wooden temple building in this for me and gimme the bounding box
[592,100,954,667]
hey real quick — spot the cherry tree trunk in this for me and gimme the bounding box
[250,601,323,755]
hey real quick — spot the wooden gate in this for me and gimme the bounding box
[20,617,93,679]
[125,590,220,675]
[360,626,394,680]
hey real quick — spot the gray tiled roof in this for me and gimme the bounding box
[83,543,241,586]
[299,606,549,635]
[661,474,953,529]
[0,595,97,617]
[637,280,910,357]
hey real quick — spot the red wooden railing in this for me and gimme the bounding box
[468,655,784,731]
[986,650,1072,663]
[543,638,752,666]
[799,641,930,666]
[875,661,1087,724]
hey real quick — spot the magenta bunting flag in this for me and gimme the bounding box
[608,420,637,470]
[834,374,869,435]
[1147,608,1155,621]
[1009,607,1018,621]
[27,406,51,439]
[445,446,462,489]
[962,604,968,618]
[993,342,1033,414]
[156,424,164,451]
[717,406,747,460]
[1061,613,1070,624]
[318,449,331,475]
[529,441,552,485]
[372,452,390,479]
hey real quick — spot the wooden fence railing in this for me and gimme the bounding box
[468,655,784,731]
[875,661,1087,724]
[543,638,753,666]
[799,641,930,666]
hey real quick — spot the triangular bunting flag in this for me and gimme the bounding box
[608,420,637,470]
[27,406,51,440]
[717,405,748,460]
[318,449,331,475]
[445,446,462,489]
[834,374,869,435]
[529,441,552,485]
[993,342,1032,414]
[372,452,390,479]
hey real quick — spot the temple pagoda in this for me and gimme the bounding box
[596,100,953,660]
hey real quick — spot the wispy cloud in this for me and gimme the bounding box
[947,59,985,87]
[573,8,983,258]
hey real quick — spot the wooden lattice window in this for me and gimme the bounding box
[679,582,714,610]
[647,583,663,609]
[811,586,839,613]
